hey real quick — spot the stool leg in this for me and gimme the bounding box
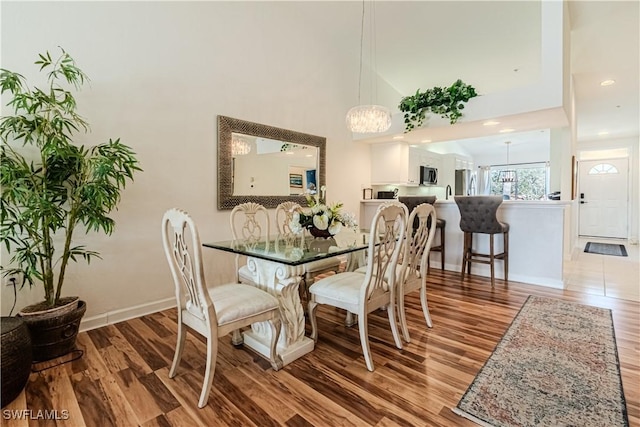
[467,233,472,275]
[504,231,509,282]
[440,226,445,270]
[460,232,468,281]
[489,234,495,287]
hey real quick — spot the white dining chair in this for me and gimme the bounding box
[307,201,407,371]
[396,203,437,343]
[275,201,341,285]
[230,202,270,286]
[162,208,282,408]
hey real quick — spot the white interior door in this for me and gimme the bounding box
[578,158,629,238]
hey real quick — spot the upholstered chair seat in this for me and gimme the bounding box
[162,208,282,408]
[308,201,407,372]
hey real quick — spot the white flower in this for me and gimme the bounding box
[341,212,358,229]
[313,213,329,230]
[328,221,342,235]
[289,216,303,234]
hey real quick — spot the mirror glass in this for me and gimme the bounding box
[218,116,326,210]
[231,132,319,197]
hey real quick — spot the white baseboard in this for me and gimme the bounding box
[79,297,176,332]
[431,262,564,289]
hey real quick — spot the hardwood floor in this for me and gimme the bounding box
[4,269,639,426]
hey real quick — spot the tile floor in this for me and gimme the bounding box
[564,237,640,302]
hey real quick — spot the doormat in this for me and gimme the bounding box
[584,242,628,257]
[452,295,629,427]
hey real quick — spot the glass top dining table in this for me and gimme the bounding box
[201,228,374,367]
[202,229,373,267]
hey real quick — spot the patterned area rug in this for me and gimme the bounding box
[584,242,628,257]
[453,295,629,427]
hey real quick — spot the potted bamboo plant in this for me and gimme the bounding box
[0,48,141,361]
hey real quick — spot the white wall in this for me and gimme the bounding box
[0,2,372,323]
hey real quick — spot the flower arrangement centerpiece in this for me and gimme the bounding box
[290,186,357,238]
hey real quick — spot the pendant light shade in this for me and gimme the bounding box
[346,105,392,133]
[346,0,391,134]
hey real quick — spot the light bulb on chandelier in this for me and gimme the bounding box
[499,141,517,183]
[232,136,251,157]
[346,0,392,133]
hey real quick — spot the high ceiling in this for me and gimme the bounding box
[353,1,639,149]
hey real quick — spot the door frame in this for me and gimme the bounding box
[577,155,630,239]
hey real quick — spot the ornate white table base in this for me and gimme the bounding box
[241,256,314,365]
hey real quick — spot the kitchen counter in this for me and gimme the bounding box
[360,199,571,288]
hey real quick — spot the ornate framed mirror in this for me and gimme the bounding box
[217,115,326,210]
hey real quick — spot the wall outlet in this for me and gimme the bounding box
[3,274,21,287]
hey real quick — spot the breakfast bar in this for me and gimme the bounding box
[361,199,571,288]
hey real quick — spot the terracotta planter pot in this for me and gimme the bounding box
[18,299,86,362]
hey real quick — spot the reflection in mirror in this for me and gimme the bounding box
[218,115,326,210]
[231,132,319,197]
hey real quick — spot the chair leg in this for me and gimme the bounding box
[231,329,243,346]
[440,226,445,270]
[169,320,186,378]
[267,316,283,371]
[308,300,319,342]
[420,282,433,329]
[398,291,411,343]
[504,231,509,282]
[198,331,218,408]
[386,300,403,350]
[345,311,356,327]
[358,309,374,372]
[490,234,495,288]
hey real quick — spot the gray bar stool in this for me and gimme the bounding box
[454,196,509,287]
[398,196,445,270]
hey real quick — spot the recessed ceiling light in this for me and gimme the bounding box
[499,128,515,133]
[600,79,615,86]
[598,131,609,136]
[483,120,500,126]
[393,135,404,140]
[420,139,431,143]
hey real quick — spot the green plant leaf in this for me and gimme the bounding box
[398,80,478,132]
[0,48,141,308]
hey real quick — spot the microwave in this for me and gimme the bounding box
[420,166,438,185]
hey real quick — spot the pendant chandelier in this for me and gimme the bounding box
[499,141,517,183]
[346,0,391,133]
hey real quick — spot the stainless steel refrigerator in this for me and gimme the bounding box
[455,169,477,196]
